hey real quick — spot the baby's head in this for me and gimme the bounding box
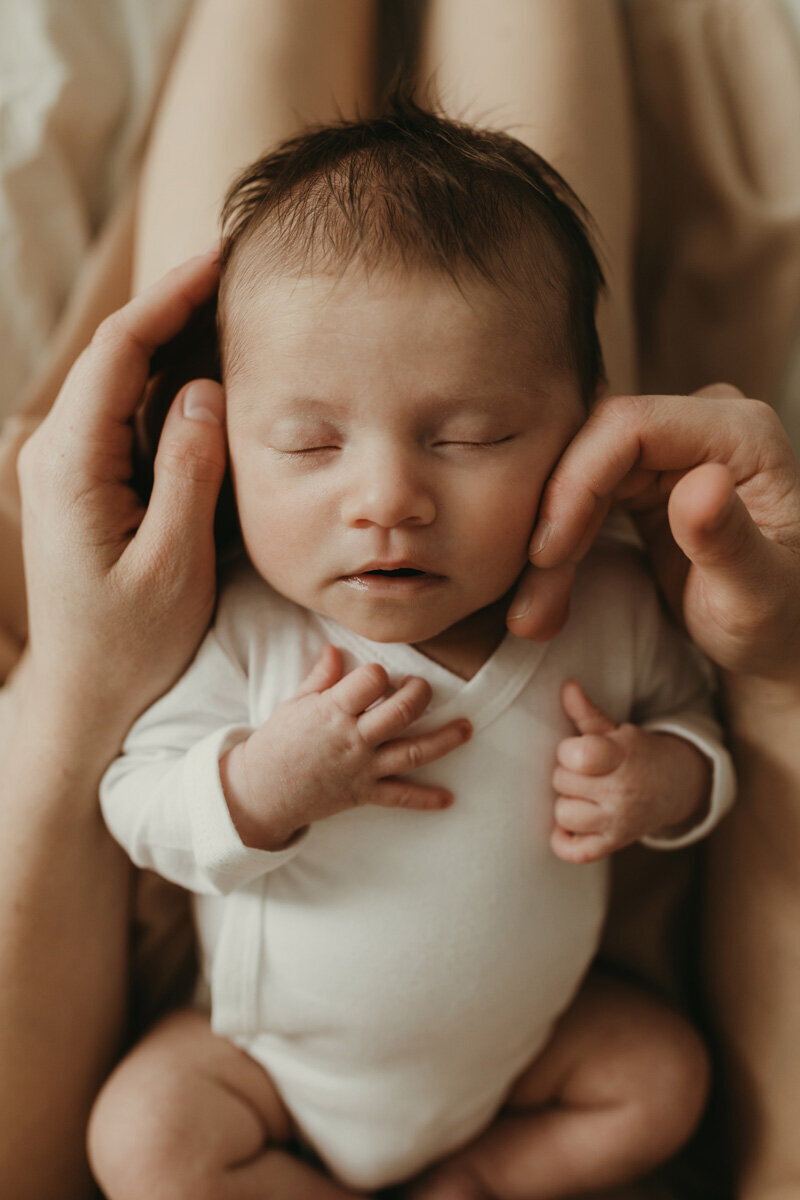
[217,94,605,648]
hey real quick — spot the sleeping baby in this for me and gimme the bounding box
[89,96,734,1200]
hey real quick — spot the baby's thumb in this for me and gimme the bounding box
[560,680,616,735]
[137,379,227,558]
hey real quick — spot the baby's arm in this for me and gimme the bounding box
[551,681,714,864]
[100,633,471,893]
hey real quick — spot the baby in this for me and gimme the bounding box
[90,97,734,1200]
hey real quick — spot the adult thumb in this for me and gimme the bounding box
[136,379,227,560]
[667,462,769,604]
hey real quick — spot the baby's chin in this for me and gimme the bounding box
[319,607,457,646]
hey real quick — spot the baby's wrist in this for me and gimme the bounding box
[219,739,305,852]
[645,733,712,841]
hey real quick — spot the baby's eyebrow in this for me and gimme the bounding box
[273,396,348,418]
[266,389,544,421]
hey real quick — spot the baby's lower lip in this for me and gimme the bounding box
[340,570,445,593]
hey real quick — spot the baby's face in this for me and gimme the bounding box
[224,266,584,648]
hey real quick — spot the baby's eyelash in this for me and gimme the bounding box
[435,435,516,448]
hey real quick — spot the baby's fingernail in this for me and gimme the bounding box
[459,721,473,738]
[529,518,552,559]
[182,381,223,425]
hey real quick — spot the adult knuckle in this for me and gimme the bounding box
[596,393,638,430]
[91,310,129,351]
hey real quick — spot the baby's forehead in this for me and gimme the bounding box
[219,252,573,393]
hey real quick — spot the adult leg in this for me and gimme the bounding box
[88,1007,366,1200]
[403,972,709,1200]
[418,0,638,398]
[134,0,377,289]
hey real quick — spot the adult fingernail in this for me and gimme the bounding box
[182,381,223,425]
[529,518,551,559]
[508,577,534,622]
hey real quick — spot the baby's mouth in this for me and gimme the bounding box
[341,565,445,592]
[364,568,425,577]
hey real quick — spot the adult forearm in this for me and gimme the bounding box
[0,667,132,1200]
[703,678,800,1199]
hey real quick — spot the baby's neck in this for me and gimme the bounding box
[413,594,511,680]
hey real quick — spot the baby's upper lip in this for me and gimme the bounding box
[349,559,440,575]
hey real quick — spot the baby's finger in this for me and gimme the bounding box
[293,645,344,699]
[556,734,623,775]
[552,765,607,802]
[378,719,472,775]
[370,779,455,812]
[560,680,617,736]
[329,662,390,716]
[357,676,432,743]
[550,826,613,864]
[553,796,608,835]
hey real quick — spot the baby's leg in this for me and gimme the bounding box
[403,971,709,1200]
[87,1007,364,1200]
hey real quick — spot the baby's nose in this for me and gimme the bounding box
[341,447,435,528]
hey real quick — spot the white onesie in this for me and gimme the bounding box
[100,543,734,1190]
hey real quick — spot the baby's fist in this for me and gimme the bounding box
[551,682,711,863]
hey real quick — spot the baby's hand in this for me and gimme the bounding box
[221,645,471,851]
[550,681,711,864]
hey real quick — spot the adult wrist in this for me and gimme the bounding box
[7,653,134,778]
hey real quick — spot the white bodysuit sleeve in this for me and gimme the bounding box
[628,567,736,850]
[100,628,303,895]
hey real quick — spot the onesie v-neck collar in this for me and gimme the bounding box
[314,613,551,734]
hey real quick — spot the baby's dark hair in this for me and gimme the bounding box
[218,91,606,400]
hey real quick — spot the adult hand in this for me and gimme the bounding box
[17,249,227,751]
[507,385,800,688]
